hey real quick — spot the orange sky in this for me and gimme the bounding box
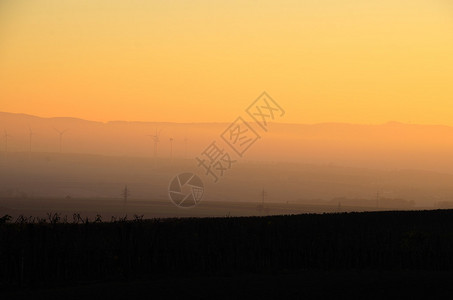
[1,0,452,124]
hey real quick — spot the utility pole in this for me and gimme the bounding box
[122,185,130,215]
[376,191,380,209]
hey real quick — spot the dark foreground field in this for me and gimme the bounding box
[3,210,453,298]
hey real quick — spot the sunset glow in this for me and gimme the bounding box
[1,0,452,124]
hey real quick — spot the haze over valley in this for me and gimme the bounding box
[2,111,453,218]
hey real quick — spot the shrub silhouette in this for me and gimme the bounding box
[2,210,453,289]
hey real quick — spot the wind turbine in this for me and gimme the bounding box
[28,125,35,154]
[53,127,68,153]
[147,127,163,158]
[3,130,11,154]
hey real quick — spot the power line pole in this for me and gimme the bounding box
[376,191,380,209]
[122,185,130,215]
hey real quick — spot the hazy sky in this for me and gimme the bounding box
[1,0,452,124]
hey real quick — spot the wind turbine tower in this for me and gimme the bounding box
[53,127,68,153]
[148,128,163,159]
[28,125,35,154]
[3,130,11,155]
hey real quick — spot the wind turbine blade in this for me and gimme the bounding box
[3,130,11,138]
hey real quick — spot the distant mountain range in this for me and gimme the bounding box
[2,111,453,173]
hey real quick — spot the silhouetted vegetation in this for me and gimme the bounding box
[2,210,453,291]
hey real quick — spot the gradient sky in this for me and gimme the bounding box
[1,0,452,124]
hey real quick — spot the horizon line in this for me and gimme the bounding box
[0,110,451,128]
